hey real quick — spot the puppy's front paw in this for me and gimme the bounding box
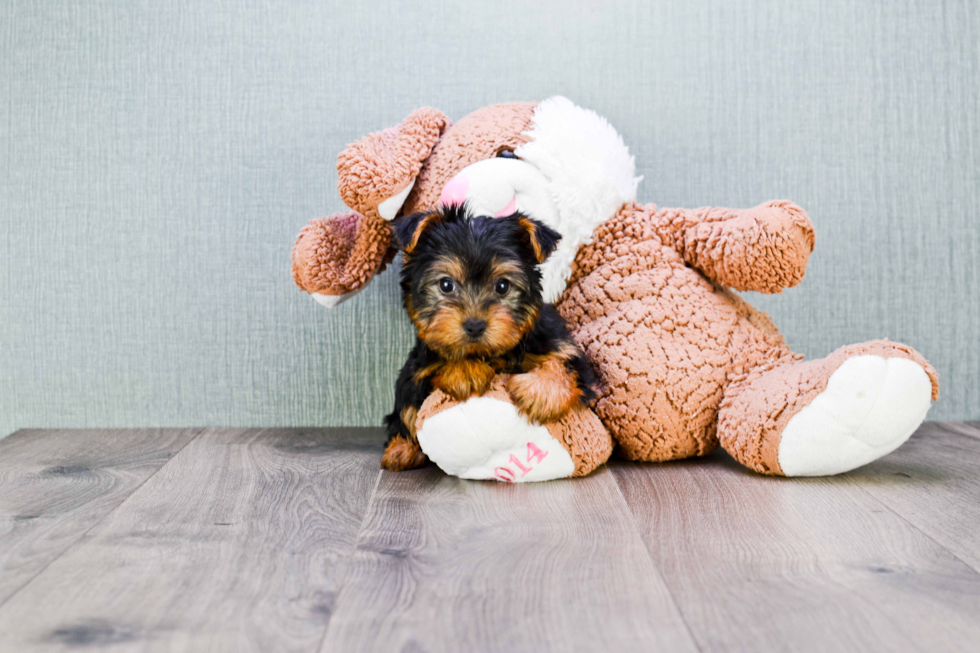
[381,436,428,471]
[507,362,581,424]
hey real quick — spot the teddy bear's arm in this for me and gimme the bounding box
[291,108,450,306]
[653,200,816,293]
[337,107,450,222]
[291,210,393,304]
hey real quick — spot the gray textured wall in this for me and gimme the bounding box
[2,0,978,438]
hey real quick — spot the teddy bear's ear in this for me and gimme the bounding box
[514,216,562,264]
[392,210,443,255]
[337,107,450,222]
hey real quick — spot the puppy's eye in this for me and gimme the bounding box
[494,279,511,296]
[496,148,518,159]
[438,277,456,294]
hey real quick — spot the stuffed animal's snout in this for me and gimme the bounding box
[437,158,556,227]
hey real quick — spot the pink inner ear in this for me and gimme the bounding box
[439,176,469,207]
[495,196,517,217]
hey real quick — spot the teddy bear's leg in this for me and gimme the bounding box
[717,341,939,476]
[414,377,613,482]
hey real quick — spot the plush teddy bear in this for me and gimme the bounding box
[292,96,939,481]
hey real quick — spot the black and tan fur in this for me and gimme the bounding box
[381,204,596,471]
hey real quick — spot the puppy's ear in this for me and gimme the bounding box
[393,210,443,254]
[515,216,562,264]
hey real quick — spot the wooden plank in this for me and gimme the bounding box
[320,466,698,653]
[0,427,382,653]
[934,421,980,441]
[0,428,201,607]
[848,422,980,572]
[613,446,980,653]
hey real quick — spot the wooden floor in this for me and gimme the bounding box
[1,423,979,652]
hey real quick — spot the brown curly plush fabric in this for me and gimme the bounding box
[416,375,614,478]
[557,202,939,469]
[292,99,940,478]
[337,107,450,221]
[545,396,615,477]
[291,104,536,301]
[402,102,537,214]
[718,340,939,474]
[291,210,391,295]
[653,200,816,293]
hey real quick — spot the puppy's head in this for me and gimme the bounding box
[393,204,561,359]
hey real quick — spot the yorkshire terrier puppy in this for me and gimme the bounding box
[381,204,597,471]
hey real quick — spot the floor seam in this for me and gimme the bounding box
[607,465,705,653]
[313,466,384,653]
[844,474,980,577]
[0,427,207,613]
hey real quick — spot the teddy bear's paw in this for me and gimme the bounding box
[337,107,449,220]
[778,355,933,476]
[311,279,372,308]
[416,396,574,482]
[377,179,416,221]
[291,211,390,304]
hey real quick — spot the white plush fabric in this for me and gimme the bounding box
[517,96,643,302]
[778,356,933,476]
[377,178,416,220]
[417,396,575,482]
[311,277,371,308]
[443,158,561,229]
[436,96,642,303]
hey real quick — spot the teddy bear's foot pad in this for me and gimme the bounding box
[417,396,574,482]
[778,355,932,476]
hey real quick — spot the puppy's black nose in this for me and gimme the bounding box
[463,318,486,338]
